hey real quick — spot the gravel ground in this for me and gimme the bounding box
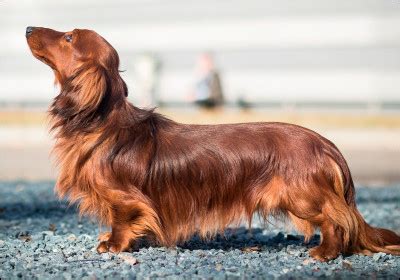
[0,182,399,279]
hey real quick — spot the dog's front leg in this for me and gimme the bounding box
[96,197,163,253]
[96,202,138,253]
[96,224,133,253]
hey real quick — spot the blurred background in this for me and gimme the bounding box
[0,0,399,184]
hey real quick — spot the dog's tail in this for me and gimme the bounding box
[323,140,400,255]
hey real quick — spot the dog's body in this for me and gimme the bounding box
[26,27,400,261]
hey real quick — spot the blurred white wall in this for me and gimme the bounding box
[1,0,400,106]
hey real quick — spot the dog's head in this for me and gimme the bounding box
[26,27,121,84]
[26,26,127,114]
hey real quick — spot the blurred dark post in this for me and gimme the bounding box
[132,53,162,107]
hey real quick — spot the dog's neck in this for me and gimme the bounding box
[49,95,119,136]
[48,90,166,138]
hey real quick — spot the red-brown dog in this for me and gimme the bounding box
[26,27,400,261]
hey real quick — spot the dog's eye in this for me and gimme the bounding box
[65,34,73,43]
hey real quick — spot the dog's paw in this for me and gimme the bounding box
[96,241,110,253]
[96,240,123,254]
[309,246,339,262]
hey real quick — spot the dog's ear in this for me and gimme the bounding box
[110,70,128,98]
[53,64,128,120]
[62,64,108,114]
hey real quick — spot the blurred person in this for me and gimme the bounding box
[192,52,224,109]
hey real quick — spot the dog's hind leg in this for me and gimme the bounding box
[308,219,344,261]
[286,197,345,261]
[257,174,351,262]
[283,179,359,261]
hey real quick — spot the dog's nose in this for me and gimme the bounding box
[26,26,35,38]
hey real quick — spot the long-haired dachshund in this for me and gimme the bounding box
[26,27,400,261]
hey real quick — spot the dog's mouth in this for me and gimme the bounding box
[27,39,56,70]
[31,52,56,70]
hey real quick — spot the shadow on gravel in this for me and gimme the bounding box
[0,200,76,221]
[137,227,321,252]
